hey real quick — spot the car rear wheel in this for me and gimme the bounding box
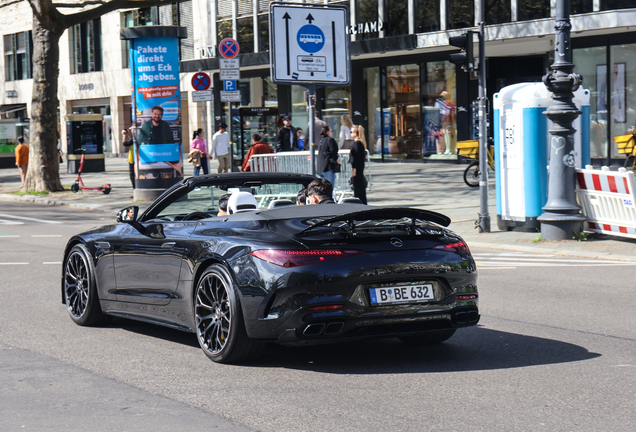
[194,264,263,363]
[398,329,456,345]
[63,244,109,326]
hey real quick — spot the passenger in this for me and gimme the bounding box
[227,192,258,214]
[217,193,231,217]
[306,178,335,205]
[296,188,307,205]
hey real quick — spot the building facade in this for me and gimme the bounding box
[1,0,635,169]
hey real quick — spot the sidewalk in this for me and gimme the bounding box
[2,157,636,262]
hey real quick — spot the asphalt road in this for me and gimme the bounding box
[1,202,635,432]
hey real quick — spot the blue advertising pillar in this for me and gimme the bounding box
[120,26,187,201]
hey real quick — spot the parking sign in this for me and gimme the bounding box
[269,3,350,85]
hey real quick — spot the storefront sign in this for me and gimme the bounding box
[0,123,16,140]
[196,45,215,59]
[5,90,17,98]
[269,3,350,86]
[129,35,183,186]
[78,83,94,91]
[347,20,384,35]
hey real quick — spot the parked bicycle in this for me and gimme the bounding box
[458,139,495,187]
[615,133,636,170]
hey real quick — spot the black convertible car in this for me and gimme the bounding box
[62,173,479,363]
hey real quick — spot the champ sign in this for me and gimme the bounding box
[269,3,350,86]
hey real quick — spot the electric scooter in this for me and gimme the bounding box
[71,148,111,194]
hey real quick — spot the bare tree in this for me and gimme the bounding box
[0,0,178,191]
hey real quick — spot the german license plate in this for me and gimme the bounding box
[369,284,434,305]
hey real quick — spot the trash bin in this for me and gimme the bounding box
[493,83,590,231]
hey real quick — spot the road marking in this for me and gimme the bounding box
[32,235,63,238]
[0,262,29,265]
[0,219,24,225]
[0,213,62,224]
[0,235,20,238]
[43,262,62,265]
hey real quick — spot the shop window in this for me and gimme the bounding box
[385,0,408,37]
[238,17,254,53]
[70,19,102,74]
[324,86,351,145]
[573,47,608,159]
[518,0,550,21]
[448,0,474,30]
[291,85,310,143]
[364,67,382,157]
[601,0,634,10]
[416,0,440,33]
[485,0,511,25]
[386,64,420,160]
[571,0,593,14]
[356,0,380,40]
[609,44,636,158]
[258,15,269,52]
[121,8,158,68]
[3,31,33,81]
[423,61,456,158]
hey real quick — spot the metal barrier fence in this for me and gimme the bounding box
[576,165,636,238]
[249,150,372,201]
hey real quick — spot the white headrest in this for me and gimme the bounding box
[228,192,258,214]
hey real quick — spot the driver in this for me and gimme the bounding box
[217,193,231,217]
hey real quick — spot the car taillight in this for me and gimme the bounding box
[456,294,477,300]
[433,241,471,255]
[250,249,364,267]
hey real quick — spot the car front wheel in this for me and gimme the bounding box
[63,244,108,326]
[194,264,263,363]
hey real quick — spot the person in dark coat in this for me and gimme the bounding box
[316,125,340,189]
[349,124,368,204]
[275,115,298,152]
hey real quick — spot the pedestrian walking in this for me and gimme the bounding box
[191,128,209,176]
[242,133,273,172]
[307,110,326,151]
[122,128,135,188]
[349,124,368,204]
[212,123,231,173]
[15,136,28,188]
[339,114,353,149]
[276,115,298,152]
[316,125,340,189]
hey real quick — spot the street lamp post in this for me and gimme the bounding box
[537,0,587,240]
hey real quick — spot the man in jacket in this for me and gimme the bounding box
[242,133,274,172]
[276,115,298,152]
[138,105,173,145]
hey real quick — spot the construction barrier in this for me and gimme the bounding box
[576,165,636,238]
[249,150,372,201]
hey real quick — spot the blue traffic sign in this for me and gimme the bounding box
[297,24,325,54]
[224,80,237,91]
[219,38,240,59]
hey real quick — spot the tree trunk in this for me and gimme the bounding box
[25,8,64,192]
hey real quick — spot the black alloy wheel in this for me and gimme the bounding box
[194,264,263,363]
[63,244,108,326]
[464,161,480,187]
[398,329,457,345]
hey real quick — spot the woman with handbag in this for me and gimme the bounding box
[349,125,368,204]
[316,125,340,189]
[190,128,209,176]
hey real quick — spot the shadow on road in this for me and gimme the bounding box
[110,319,600,373]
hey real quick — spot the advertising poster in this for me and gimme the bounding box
[130,36,183,188]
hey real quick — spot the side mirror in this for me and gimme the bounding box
[117,206,139,223]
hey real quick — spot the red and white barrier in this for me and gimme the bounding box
[576,165,636,239]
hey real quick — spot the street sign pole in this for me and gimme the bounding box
[307,84,316,175]
[477,19,490,233]
[198,69,208,160]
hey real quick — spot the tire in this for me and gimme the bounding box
[194,264,263,364]
[102,186,111,195]
[398,329,457,345]
[625,156,635,170]
[71,183,80,193]
[463,161,480,187]
[63,244,108,326]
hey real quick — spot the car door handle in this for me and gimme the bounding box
[95,241,111,249]
[161,242,176,249]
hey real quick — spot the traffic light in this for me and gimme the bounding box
[449,31,474,72]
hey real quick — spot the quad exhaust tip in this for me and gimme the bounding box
[302,322,344,337]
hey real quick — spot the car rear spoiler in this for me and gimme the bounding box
[296,207,451,237]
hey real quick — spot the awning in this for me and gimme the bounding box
[0,104,27,115]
